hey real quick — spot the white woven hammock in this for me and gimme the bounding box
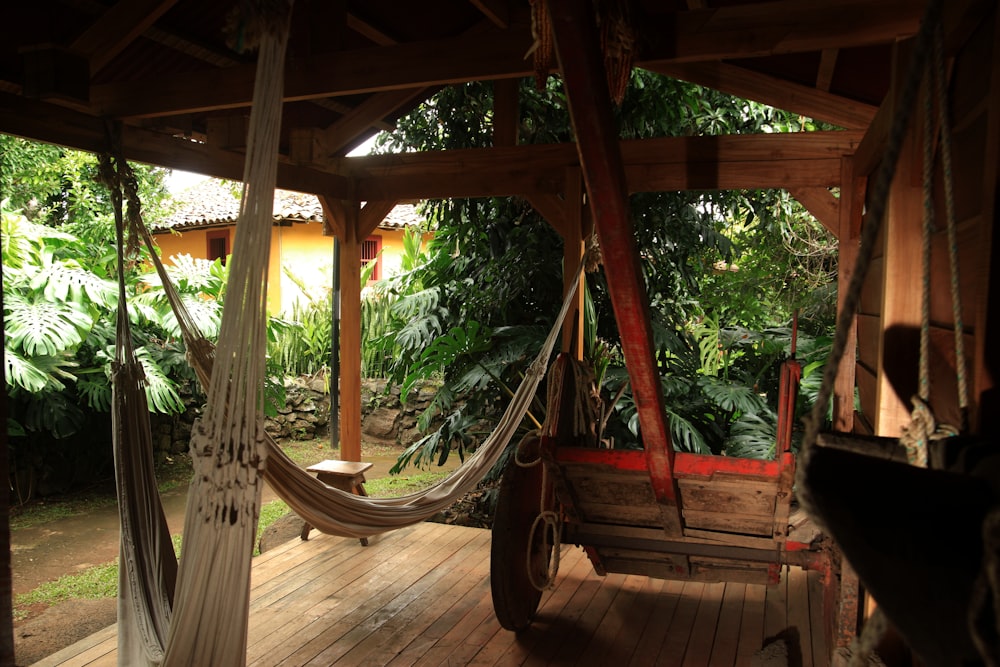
[110,2,585,663]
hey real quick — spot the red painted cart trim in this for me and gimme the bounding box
[554,447,788,479]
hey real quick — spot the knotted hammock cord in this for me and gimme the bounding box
[162,2,293,664]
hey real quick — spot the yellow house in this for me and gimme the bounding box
[153,179,425,314]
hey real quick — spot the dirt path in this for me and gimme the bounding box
[12,448,460,666]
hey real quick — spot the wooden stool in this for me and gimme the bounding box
[300,459,373,546]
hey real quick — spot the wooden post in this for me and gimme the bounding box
[833,157,864,433]
[319,195,362,462]
[562,167,586,359]
[339,202,363,462]
[874,46,923,438]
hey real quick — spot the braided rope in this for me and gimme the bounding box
[934,29,970,426]
[798,0,942,480]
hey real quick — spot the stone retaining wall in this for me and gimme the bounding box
[152,375,441,455]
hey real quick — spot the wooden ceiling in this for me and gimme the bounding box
[0,0,981,202]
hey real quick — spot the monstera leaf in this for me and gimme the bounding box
[4,292,94,357]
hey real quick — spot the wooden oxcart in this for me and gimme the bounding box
[490,346,838,635]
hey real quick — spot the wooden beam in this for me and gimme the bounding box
[643,0,922,65]
[0,92,350,198]
[346,131,861,200]
[787,186,840,236]
[70,0,179,74]
[492,78,519,147]
[358,199,397,238]
[816,48,839,92]
[91,24,536,119]
[562,167,585,358]
[470,0,509,28]
[833,157,865,432]
[319,88,429,156]
[525,193,568,237]
[90,0,920,120]
[854,0,995,175]
[346,13,399,46]
[874,57,922,437]
[650,61,876,130]
[549,0,682,536]
[321,197,363,461]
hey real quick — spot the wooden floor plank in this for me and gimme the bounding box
[808,570,831,667]
[521,565,606,666]
[30,624,117,667]
[787,567,813,667]
[342,532,494,666]
[657,581,705,665]
[545,572,628,665]
[603,576,667,666]
[480,547,594,666]
[763,567,789,639]
[386,577,493,666]
[735,583,767,666]
[38,522,832,667]
[628,579,684,667]
[682,581,726,667]
[412,579,499,666]
[709,582,746,667]
[264,525,477,666]
[288,526,482,666]
[575,574,648,667]
[246,525,458,664]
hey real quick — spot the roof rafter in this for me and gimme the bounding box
[649,61,876,129]
[70,0,179,74]
[0,91,347,196]
[90,0,918,120]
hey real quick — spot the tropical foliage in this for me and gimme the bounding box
[372,72,839,470]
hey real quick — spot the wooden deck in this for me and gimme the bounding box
[34,522,830,666]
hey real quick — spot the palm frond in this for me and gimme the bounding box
[665,409,711,454]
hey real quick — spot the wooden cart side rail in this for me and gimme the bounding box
[554,447,786,481]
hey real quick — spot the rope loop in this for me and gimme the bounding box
[514,433,543,468]
[526,510,562,591]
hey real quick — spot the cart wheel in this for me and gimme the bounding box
[491,436,553,631]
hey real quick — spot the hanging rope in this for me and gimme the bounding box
[798,0,942,491]
[514,437,562,591]
[899,30,964,467]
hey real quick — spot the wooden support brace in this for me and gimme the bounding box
[548,0,682,536]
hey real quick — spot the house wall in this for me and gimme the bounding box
[152,222,421,315]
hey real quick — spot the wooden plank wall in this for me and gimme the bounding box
[856,8,999,437]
